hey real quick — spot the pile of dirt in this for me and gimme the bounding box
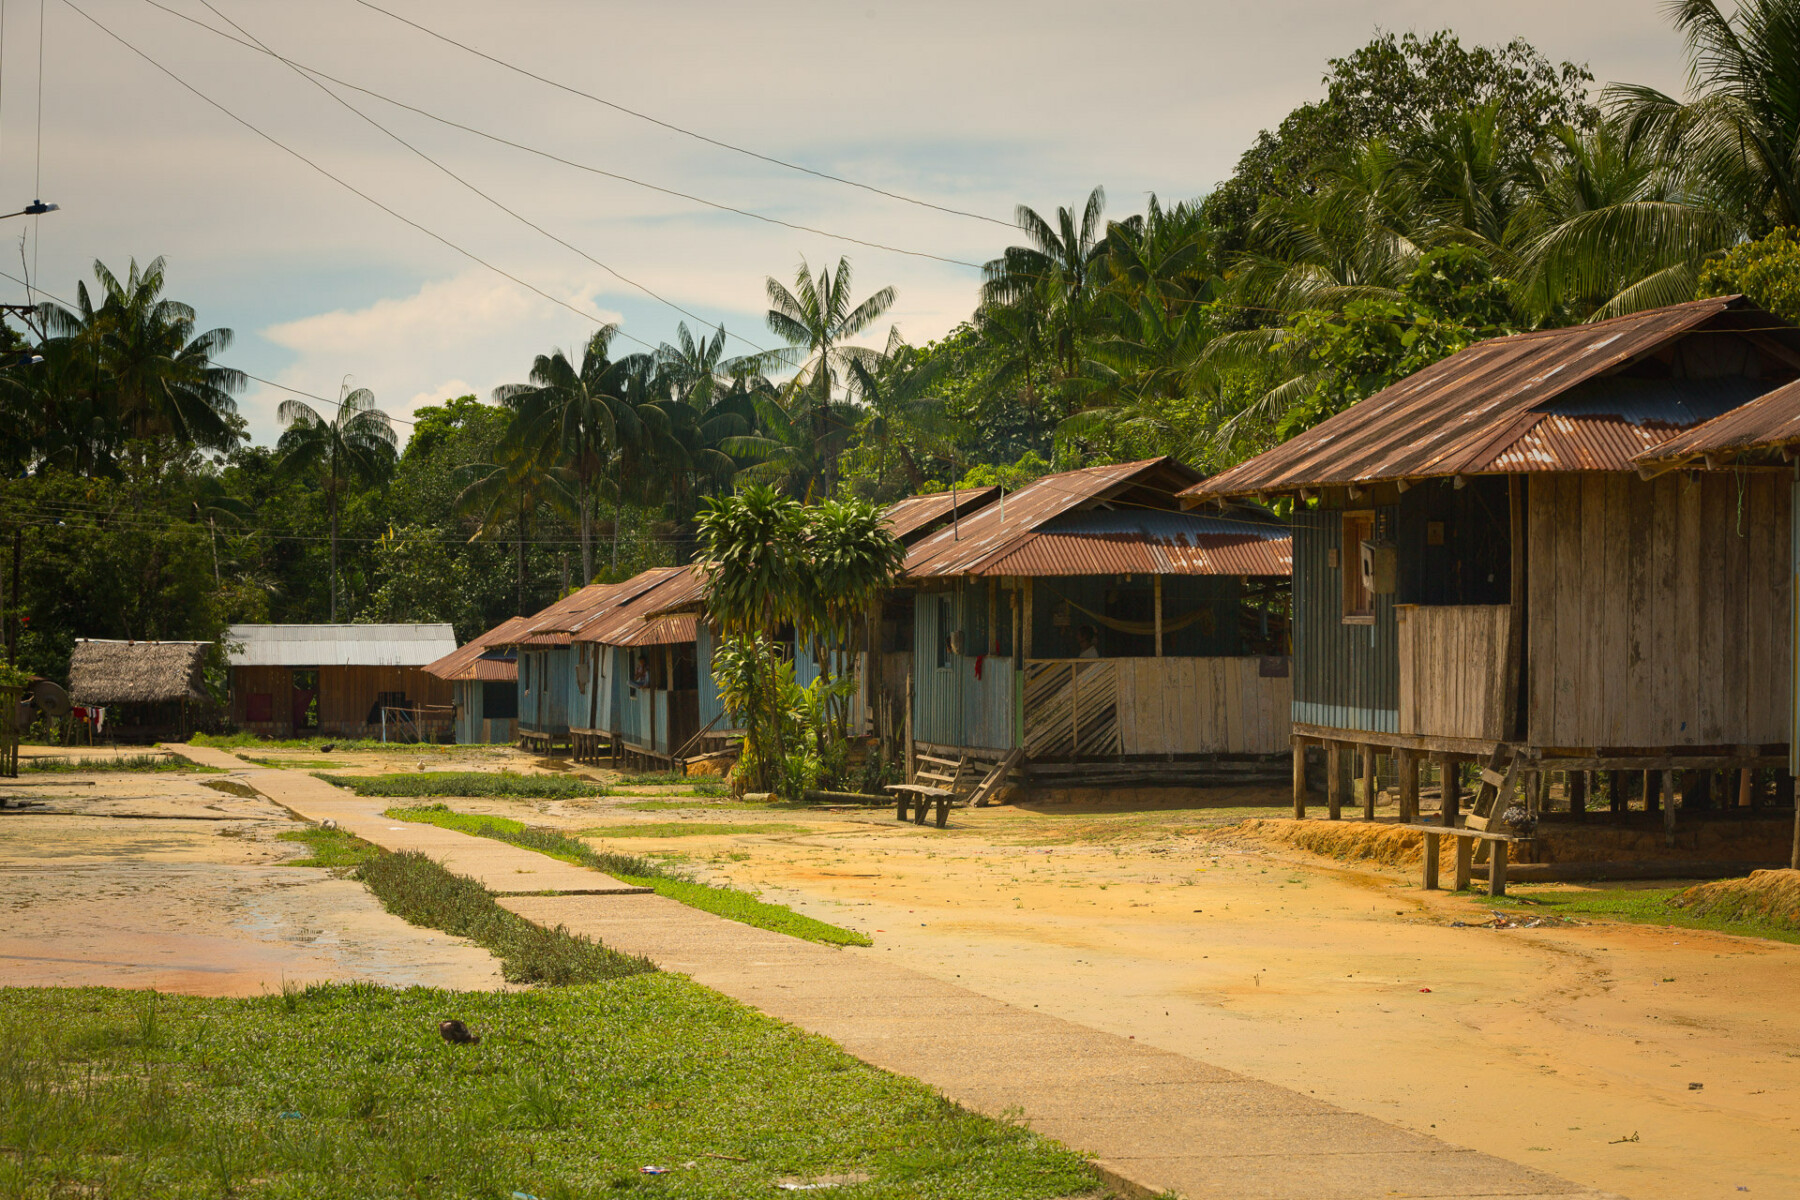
[1222,818,1426,868]
[1671,868,1800,929]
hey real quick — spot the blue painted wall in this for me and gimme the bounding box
[517,646,572,736]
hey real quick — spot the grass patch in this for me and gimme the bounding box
[582,821,810,839]
[241,756,345,769]
[21,752,218,774]
[1481,883,1800,945]
[620,799,762,811]
[388,805,870,947]
[359,850,653,985]
[324,771,607,800]
[0,983,1094,1200]
[189,732,391,752]
[278,826,380,869]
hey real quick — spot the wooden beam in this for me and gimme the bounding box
[1423,831,1440,890]
[1662,767,1678,846]
[1505,474,1527,740]
[1292,739,1308,819]
[1154,574,1164,657]
[1399,750,1419,823]
[1327,742,1344,820]
[1361,745,1377,820]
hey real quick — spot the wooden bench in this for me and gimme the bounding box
[1400,823,1530,896]
[886,754,973,828]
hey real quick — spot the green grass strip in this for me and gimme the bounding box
[22,752,217,773]
[359,849,654,985]
[324,770,607,800]
[1480,885,1800,945]
[388,805,871,948]
[189,732,390,751]
[581,821,810,838]
[0,982,1094,1199]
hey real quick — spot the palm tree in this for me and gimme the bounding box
[656,322,729,410]
[276,383,397,620]
[43,257,244,453]
[765,257,895,495]
[982,188,1109,412]
[496,327,636,584]
[455,439,575,614]
[846,342,961,490]
[1610,0,1800,237]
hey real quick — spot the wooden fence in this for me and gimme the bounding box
[1022,657,1290,759]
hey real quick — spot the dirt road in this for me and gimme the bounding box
[0,765,501,995]
[496,792,1797,1200]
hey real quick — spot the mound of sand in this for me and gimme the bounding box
[1671,868,1800,928]
[1221,818,1426,868]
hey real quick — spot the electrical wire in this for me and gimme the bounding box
[350,0,1015,230]
[184,0,770,355]
[143,0,984,271]
[57,0,730,365]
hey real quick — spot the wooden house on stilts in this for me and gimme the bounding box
[901,457,1294,796]
[1183,296,1800,878]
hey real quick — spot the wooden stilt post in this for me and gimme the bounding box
[1292,739,1308,819]
[1738,768,1753,808]
[1570,771,1587,821]
[1423,832,1440,890]
[904,671,916,784]
[1488,838,1508,897]
[1662,767,1678,846]
[1609,770,1627,818]
[1442,757,1462,826]
[1644,770,1660,814]
[1327,742,1344,821]
[1453,835,1473,891]
[1399,750,1419,823]
[1360,744,1376,821]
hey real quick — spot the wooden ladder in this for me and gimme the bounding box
[965,747,1024,808]
[1463,745,1520,863]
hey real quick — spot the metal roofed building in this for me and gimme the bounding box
[1180,296,1800,869]
[564,566,706,767]
[899,457,1295,791]
[423,615,530,744]
[226,623,456,737]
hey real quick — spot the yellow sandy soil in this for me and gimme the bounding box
[438,787,1799,1200]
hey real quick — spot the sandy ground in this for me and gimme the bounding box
[0,762,502,995]
[424,786,1800,1200]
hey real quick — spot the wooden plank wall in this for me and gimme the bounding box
[231,665,293,732]
[1395,605,1510,739]
[1021,657,1291,758]
[1528,471,1790,747]
[1116,657,1291,755]
[317,666,451,734]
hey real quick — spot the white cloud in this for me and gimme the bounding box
[246,272,620,440]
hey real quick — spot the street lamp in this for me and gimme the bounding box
[0,201,57,219]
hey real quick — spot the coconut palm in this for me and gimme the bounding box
[765,257,895,495]
[276,383,397,620]
[1610,0,1800,237]
[495,327,637,585]
[454,440,575,615]
[982,188,1110,408]
[42,257,244,453]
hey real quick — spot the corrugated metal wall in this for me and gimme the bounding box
[1291,508,1400,732]
[518,648,571,735]
[913,583,1016,750]
[695,622,725,729]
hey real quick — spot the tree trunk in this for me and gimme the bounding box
[329,494,339,622]
[578,482,593,587]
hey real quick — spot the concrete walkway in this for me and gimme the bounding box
[174,746,646,895]
[192,746,1617,1200]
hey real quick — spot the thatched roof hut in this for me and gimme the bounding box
[68,639,210,706]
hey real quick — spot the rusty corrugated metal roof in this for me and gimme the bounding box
[1635,377,1800,464]
[573,567,699,647]
[506,581,633,647]
[605,614,698,647]
[898,457,1292,579]
[423,615,530,681]
[458,655,519,682]
[883,487,1002,543]
[1183,296,1800,499]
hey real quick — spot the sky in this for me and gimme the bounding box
[4,0,1696,444]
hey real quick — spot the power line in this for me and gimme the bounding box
[144,0,984,271]
[57,0,734,366]
[351,0,1016,230]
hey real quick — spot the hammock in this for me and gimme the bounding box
[1047,590,1216,637]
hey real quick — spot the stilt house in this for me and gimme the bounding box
[504,582,633,751]
[422,615,527,744]
[226,624,455,738]
[902,458,1294,790]
[567,566,700,768]
[1183,296,1800,854]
